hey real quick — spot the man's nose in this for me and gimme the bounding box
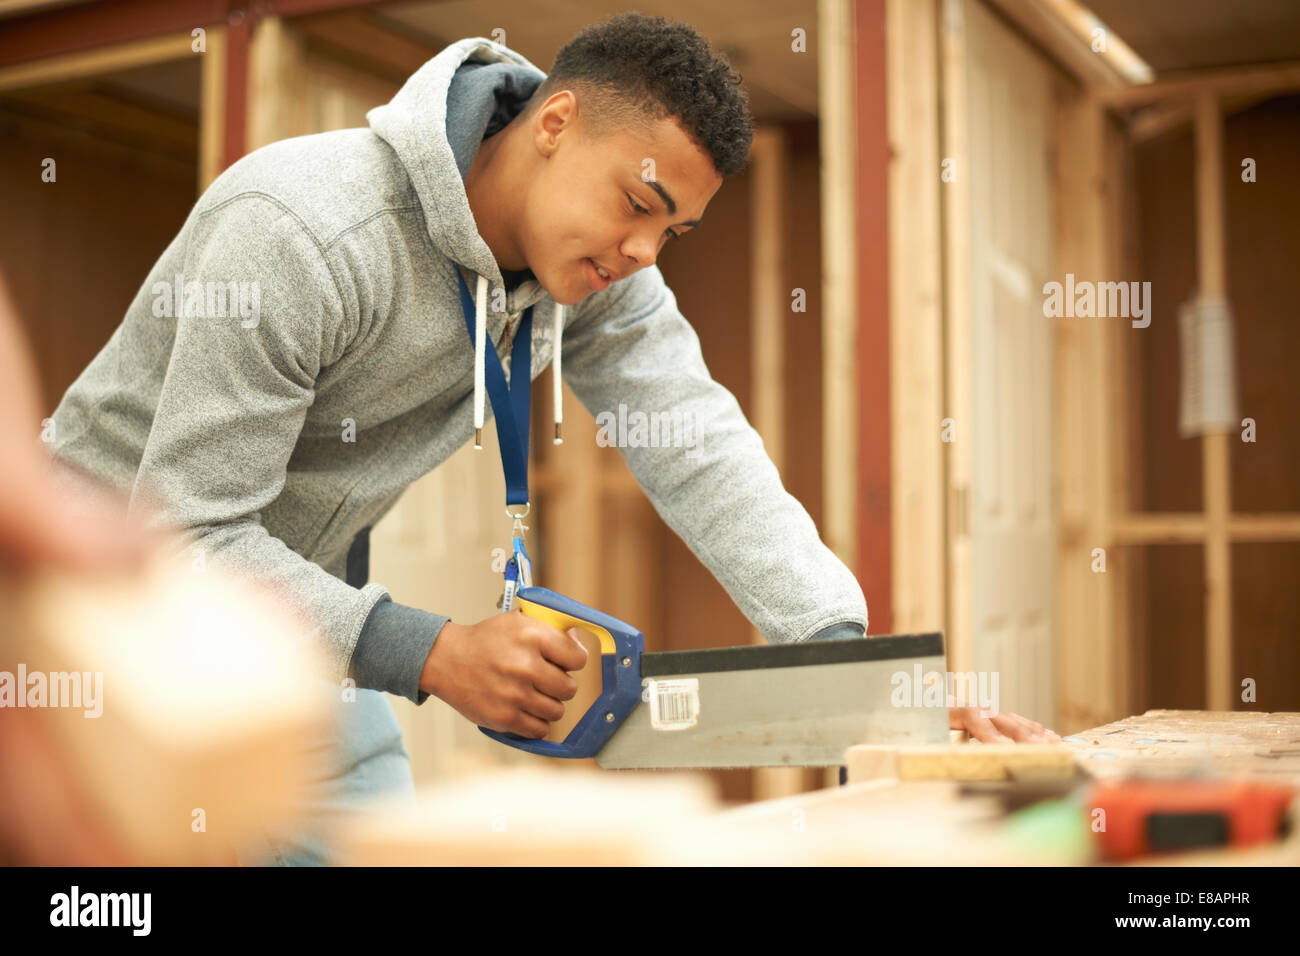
[620,232,659,272]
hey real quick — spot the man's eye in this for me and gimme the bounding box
[629,194,682,243]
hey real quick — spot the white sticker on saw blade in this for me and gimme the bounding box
[643,678,699,731]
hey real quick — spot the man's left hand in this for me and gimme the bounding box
[948,705,1061,743]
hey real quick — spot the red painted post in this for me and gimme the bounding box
[853,0,892,634]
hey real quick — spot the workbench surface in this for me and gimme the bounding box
[1060,709,1300,784]
[339,710,1300,865]
[691,709,1300,865]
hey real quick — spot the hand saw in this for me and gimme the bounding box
[478,587,950,769]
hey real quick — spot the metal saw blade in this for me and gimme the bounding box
[595,633,949,769]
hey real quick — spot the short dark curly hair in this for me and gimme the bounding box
[529,12,754,176]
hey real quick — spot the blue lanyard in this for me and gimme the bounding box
[456,269,534,508]
[458,269,536,608]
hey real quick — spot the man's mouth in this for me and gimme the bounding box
[584,258,615,291]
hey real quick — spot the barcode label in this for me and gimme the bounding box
[644,678,700,731]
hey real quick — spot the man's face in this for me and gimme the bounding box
[518,93,724,306]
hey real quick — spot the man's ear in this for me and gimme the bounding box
[533,90,577,157]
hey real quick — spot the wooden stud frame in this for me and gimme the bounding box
[1088,83,1300,716]
[976,1,1300,724]
[885,0,945,636]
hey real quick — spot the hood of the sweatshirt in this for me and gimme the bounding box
[367,37,545,293]
[367,37,569,448]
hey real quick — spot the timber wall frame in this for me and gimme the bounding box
[884,0,1300,726]
[1053,60,1300,719]
[1108,84,1300,714]
[1,0,895,641]
[8,0,1298,723]
[0,0,416,189]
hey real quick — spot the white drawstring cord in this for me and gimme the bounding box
[552,304,564,444]
[473,274,487,449]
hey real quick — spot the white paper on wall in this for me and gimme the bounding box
[1178,296,1239,436]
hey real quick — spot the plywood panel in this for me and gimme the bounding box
[1131,124,1202,513]
[1224,96,1300,514]
[1142,544,1207,709]
[1232,543,1300,710]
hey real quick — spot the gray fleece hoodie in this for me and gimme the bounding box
[49,37,868,709]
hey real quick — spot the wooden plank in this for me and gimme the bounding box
[0,563,331,864]
[1127,99,1193,143]
[1052,90,1113,731]
[1112,512,1205,543]
[1113,513,1300,544]
[0,31,193,93]
[1128,92,1281,144]
[1194,95,1227,296]
[1085,100,1119,726]
[748,127,786,481]
[0,0,83,16]
[0,0,217,69]
[939,0,972,674]
[1228,515,1300,541]
[1096,59,1300,108]
[817,0,858,573]
[198,23,226,191]
[245,15,307,151]
[1053,88,1089,731]
[1194,93,1233,713]
[982,0,1127,90]
[336,767,722,866]
[0,0,388,70]
[295,10,435,84]
[1102,113,1135,717]
[846,742,1077,782]
[1039,0,1152,84]
[886,0,945,634]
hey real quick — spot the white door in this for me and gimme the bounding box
[943,0,1057,726]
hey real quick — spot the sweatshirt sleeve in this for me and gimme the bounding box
[350,598,449,703]
[559,266,869,644]
[126,195,390,684]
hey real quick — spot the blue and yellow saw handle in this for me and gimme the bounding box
[478,586,644,758]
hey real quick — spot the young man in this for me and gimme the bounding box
[48,14,1055,864]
